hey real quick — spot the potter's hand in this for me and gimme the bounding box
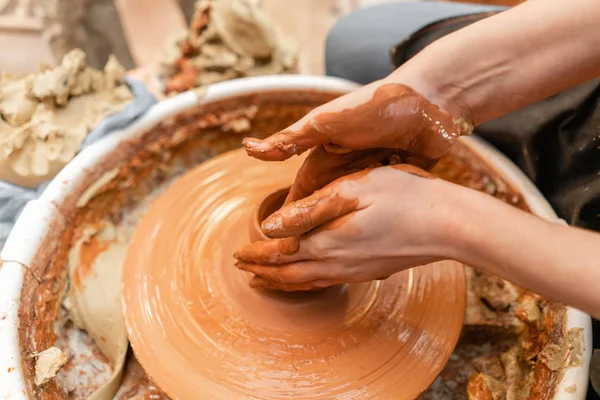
[243,81,472,202]
[235,163,600,321]
[234,164,453,291]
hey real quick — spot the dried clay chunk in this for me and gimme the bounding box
[0,49,132,188]
[34,347,68,386]
[160,0,298,94]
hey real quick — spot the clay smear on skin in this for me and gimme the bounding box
[263,163,434,237]
[243,83,472,162]
[244,83,463,202]
[236,164,439,290]
[306,83,471,158]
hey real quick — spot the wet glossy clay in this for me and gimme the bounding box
[121,148,467,399]
[249,187,289,242]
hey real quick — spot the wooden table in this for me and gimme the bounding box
[0,0,523,75]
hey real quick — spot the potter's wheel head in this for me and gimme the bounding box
[121,148,466,399]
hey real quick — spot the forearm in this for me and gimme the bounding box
[445,185,600,318]
[390,0,600,125]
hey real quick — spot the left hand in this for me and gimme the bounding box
[234,164,461,291]
[242,80,472,203]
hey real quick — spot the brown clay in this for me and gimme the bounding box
[121,148,466,399]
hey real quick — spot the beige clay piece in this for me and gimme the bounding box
[160,0,298,94]
[34,346,68,387]
[0,49,132,188]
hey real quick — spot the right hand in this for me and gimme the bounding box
[234,164,462,291]
[243,80,472,203]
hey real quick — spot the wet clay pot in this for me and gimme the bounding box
[0,75,592,400]
[249,186,289,242]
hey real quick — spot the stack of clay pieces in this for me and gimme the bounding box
[0,49,133,187]
[159,0,298,94]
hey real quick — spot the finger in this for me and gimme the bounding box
[242,118,324,162]
[236,260,337,284]
[285,146,363,203]
[285,147,402,203]
[262,182,363,238]
[249,276,325,292]
[242,84,380,162]
[234,237,309,265]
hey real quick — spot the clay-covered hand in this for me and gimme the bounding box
[234,164,459,291]
[242,81,472,203]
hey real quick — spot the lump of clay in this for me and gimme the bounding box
[34,347,68,386]
[0,49,133,188]
[160,0,298,94]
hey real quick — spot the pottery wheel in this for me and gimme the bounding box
[121,148,466,399]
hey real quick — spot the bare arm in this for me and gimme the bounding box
[235,167,600,318]
[395,0,600,125]
[447,182,600,317]
[235,0,600,315]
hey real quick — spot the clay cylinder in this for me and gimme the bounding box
[249,187,289,242]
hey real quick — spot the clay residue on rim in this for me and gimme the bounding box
[15,88,568,400]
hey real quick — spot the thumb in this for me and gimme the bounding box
[262,180,362,237]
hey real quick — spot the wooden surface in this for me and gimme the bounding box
[114,0,187,68]
[262,0,343,75]
[0,0,358,75]
[42,0,136,71]
[445,0,524,4]
[0,0,523,75]
[118,0,347,75]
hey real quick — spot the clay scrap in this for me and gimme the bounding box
[34,347,68,387]
[0,49,133,188]
[160,0,298,94]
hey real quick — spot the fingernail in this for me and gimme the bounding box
[249,277,265,288]
[235,262,248,271]
[249,280,260,288]
[262,213,283,234]
[242,137,258,145]
[242,137,263,150]
[233,251,240,259]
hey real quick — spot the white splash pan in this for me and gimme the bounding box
[0,75,592,399]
